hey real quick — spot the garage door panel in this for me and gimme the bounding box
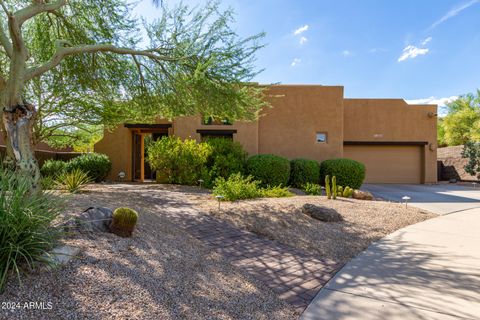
[344,146,422,184]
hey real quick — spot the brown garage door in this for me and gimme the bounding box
[343,145,423,184]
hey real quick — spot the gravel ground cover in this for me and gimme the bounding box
[199,195,438,263]
[0,184,296,320]
[0,184,437,319]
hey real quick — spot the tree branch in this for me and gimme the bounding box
[26,42,187,81]
[0,17,12,57]
[15,0,67,26]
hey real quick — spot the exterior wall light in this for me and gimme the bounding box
[429,143,437,151]
[118,171,126,181]
[402,196,411,208]
[428,112,438,118]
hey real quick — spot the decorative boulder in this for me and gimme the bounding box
[73,207,114,232]
[352,190,374,200]
[302,203,343,222]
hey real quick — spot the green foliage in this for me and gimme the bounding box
[213,173,292,201]
[289,159,320,188]
[303,182,321,196]
[439,91,480,146]
[325,175,331,199]
[462,141,480,179]
[261,185,293,198]
[40,160,67,178]
[56,169,91,193]
[66,153,112,182]
[332,176,337,200]
[213,173,262,201]
[147,136,212,185]
[246,154,290,187]
[203,138,247,187]
[40,176,57,190]
[320,159,366,190]
[111,207,138,237]
[0,169,61,291]
[19,0,267,139]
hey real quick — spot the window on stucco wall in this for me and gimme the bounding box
[316,132,327,143]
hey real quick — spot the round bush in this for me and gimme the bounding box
[319,158,365,189]
[246,154,290,186]
[66,153,112,182]
[40,159,67,178]
[289,158,320,188]
[204,137,247,187]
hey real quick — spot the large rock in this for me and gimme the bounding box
[352,190,373,200]
[40,245,81,271]
[72,207,114,232]
[302,203,343,222]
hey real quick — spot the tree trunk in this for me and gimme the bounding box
[2,102,41,189]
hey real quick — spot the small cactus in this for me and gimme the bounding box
[338,186,344,193]
[325,175,331,199]
[332,176,337,200]
[343,186,353,198]
[110,207,138,237]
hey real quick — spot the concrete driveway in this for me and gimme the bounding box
[363,183,480,215]
[301,184,480,320]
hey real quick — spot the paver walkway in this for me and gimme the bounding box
[134,185,343,313]
[173,213,342,313]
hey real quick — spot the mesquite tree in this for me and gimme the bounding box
[0,0,266,188]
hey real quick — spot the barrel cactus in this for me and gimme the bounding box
[110,207,138,237]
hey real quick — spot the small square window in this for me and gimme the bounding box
[316,132,327,143]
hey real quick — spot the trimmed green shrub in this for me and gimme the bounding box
[40,159,67,178]
[290,158,320,188]
[111,207,138,237]
[0,169,62,291]
[147,136,212,185]
[246,154,290,187]
[303,182,321,195]
[66,153,112,182]
[320,158,366,189]
[204,138,247,187]
[56,169,91,193]
[213,173,293,201]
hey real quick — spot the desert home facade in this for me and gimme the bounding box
[95,85,437,184]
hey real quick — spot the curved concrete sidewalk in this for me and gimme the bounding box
[301,185,480,320]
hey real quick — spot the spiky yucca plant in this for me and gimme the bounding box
[110,208,138,237]
[56,169,91,193]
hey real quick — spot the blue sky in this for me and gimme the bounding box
[134,0,480,109]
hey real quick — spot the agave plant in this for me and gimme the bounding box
[56,169,91,193]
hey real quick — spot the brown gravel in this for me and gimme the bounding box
[0,184,296,320]
[199,195,438,263]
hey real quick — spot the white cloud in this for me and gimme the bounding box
[291,58,301,67]
[294,25,309,35]
[369,48,387,53]
[406,96,458,116]
[421,37,432,46]
[397,45,429,62]
[429,0,479,30]
[341,50,352,57]
[299,36,308,45]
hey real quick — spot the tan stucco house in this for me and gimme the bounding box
[94,85,438,184]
